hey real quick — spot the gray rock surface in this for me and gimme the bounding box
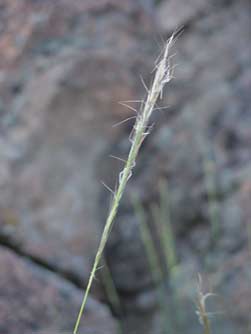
[99,0,251,332]
[0,245,118,334]
[0,0,154,285]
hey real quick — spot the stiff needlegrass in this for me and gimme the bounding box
[100,257,122,315]
[73,35,176,334]
[152,181,177,274]
[133,195,164,284]
[196,275,214,334]
[100,258,123,334]
[202,154,220,243]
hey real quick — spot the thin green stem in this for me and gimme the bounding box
[203,157,220,242]
[101,258,121,311]
[159,181,177,271]
[133,196,164,283]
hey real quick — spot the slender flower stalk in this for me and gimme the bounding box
[73,36,175,334]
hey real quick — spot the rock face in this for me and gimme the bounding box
[0,0,250,333]
[98,0,251,333]
[0,245,118,334]
[0,0,154,284]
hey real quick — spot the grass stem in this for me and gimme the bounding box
[73,36,175,334]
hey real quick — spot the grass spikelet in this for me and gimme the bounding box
[196,274,214,334]
[73,35,176,334]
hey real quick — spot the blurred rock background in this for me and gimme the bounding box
[0,1,250,333]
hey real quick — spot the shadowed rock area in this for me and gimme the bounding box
[0,246,118,334]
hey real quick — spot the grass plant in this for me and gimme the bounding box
[203,155,220,243]
[152,181,177,274]
[196,275,213,334]
[73,35,176,334]
[133,195,164,284]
